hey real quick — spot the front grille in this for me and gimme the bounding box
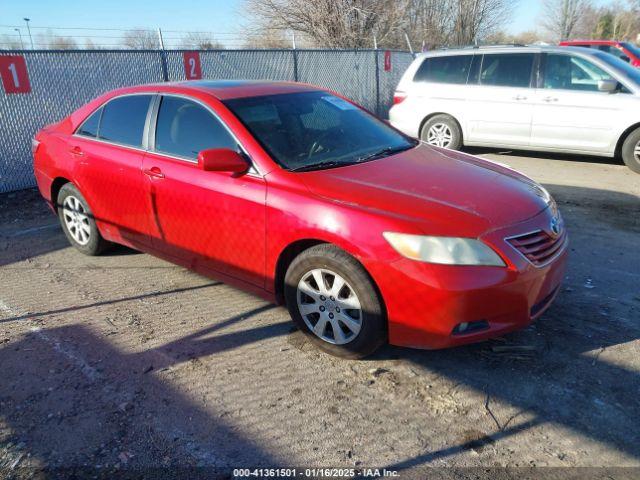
[506,229,567,266]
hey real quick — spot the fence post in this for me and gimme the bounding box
[292,33,299,82]
[374,46,381,117]
[157,28,169,82]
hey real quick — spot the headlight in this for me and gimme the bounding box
[383,233,505,266]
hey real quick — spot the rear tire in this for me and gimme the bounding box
[421,114,463,150]
[621,127,640,174]
[284,244,386,359]
[57,183,110,256]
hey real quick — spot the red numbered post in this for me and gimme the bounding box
[384,51,392,72]
[183,52,202,80]
[0,55,31,94]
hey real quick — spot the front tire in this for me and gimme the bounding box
[421,114,462,150]
[57,183,110,256]
[621,127,640,174]
[284,244,386,359]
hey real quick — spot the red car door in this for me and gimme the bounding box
[71,94,159,247]
[141,95,266,287]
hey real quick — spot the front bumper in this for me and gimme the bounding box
[369,209,568,349]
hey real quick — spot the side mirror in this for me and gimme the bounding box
[197,148,248,174]
[597,79,618,93]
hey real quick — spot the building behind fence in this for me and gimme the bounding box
[0,48,414,193]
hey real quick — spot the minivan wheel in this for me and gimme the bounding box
[57,183,110,256]
[421,114,462,150]
[621,127,640,174]
[284,244,386,359]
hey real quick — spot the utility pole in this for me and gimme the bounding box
[23,18,33,49]
[14,28,24,49]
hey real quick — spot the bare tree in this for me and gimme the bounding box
[122,29,159,49]
[542,0,593,40]
[180,32,223,49]
[244,0,409,48]
[48,36,78,50]
[245,0,518,49]
[243,27,292,48]
[451,0,516,45]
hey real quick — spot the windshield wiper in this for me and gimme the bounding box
[291,160,353,172]
[355,144,414,163]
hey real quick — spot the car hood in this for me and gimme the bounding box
[299,145,550,236]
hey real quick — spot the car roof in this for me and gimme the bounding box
[111,79,320,100]
[417,44,597,58]
[560,39,619,45]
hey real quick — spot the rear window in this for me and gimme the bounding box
[480,53,535,88]
[77,108,102,138]
[414,55,474,84]
[98,95,151,147]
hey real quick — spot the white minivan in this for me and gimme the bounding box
[389,45,640,173]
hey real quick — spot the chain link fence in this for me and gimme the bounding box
[0,48,414,193]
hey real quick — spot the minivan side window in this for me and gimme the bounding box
[154,96,238,160]
[543,54,615,91]
[414,55,474,84]
[77,108,102,138]
[479,53,535,88]
[98,95,151,147]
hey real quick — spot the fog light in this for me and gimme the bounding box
[452,320,489,335]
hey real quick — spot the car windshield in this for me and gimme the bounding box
[621,42,640,58]
[592,50,640,87]
[223,91,417,171]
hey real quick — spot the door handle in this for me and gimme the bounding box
[143,167,165,179]
[542,96,558,102]
[513,95,527,100]
[69,146,84,157]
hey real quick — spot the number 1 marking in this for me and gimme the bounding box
[8,63,20,88]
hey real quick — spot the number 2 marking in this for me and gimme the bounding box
[189,58,196,78]
[8,63,19,88]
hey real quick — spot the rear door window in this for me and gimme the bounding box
[414,55,474,84]
[77,108,102,138]
[479,53,535,88]
[98,95,152,147]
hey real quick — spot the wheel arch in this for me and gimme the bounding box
[273,239,327,305]
[51,177,72,211]
[273,239,387,325]
[615,122,640,158]
[419,112,464,144]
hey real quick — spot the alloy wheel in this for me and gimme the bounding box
[426,123,453,148]
[62,195,91,245]
[296,268,362,345]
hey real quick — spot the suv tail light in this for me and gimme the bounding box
[393,91,407,105]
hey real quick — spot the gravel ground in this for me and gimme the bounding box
[0,150,639,479]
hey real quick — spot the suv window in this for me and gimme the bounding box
[99,95,151,147]
[414,55,474,84]
[544,54,615,91]
[479,53,534,88]
[154,96,238,160]
[77,108,102,138]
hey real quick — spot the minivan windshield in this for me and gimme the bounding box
[592,50,640,87]
[224,91,417,171]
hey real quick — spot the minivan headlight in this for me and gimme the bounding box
[383,233,505,266]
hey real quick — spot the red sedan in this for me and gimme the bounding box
[33,80,568,358]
